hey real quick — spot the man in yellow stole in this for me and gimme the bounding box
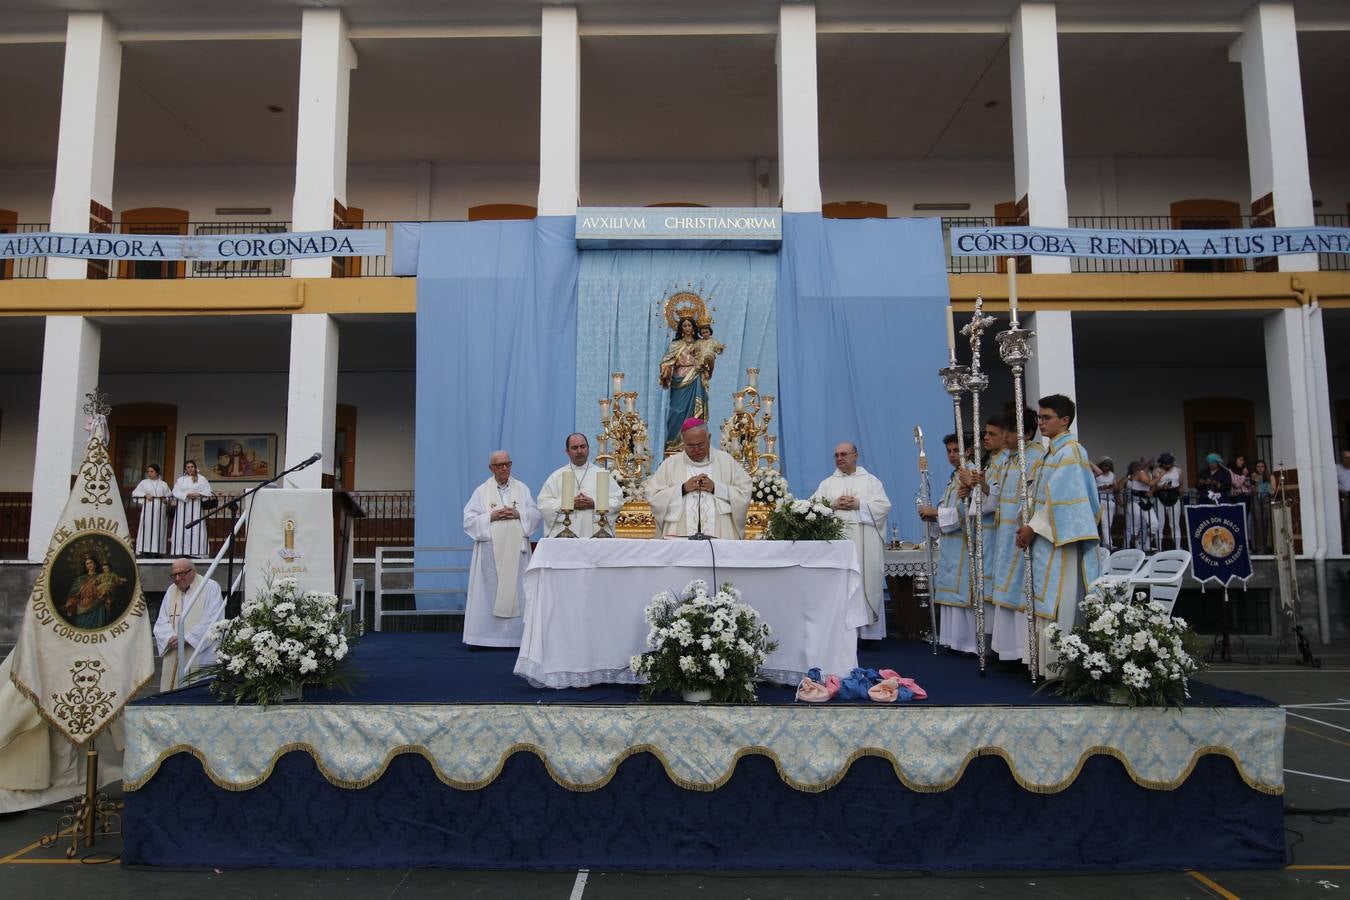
[463,450,541,647]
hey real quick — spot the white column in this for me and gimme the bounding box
[776,3,821,214]
[1229,3,1316,272]
[28,318,101,559]
[1009,3,1070,275]
[48,12,120,280]
[291,8,356,278]
[1265,306,1338,638]
[538,6,581,217]
[284,314,339,488]
[1025,310,1080,433]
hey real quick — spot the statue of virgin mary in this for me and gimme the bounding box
[658,315,713,450]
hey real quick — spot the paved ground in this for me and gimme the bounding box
[2,646,1348,899]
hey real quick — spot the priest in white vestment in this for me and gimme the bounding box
[537,433,624,538]
[463,450,541,647]
[814,442,893,640]
[647,419,752,539]
[153,559,226,690]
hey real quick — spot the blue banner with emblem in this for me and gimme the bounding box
[1184,504,1253,587]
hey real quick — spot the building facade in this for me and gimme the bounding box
[1,0,1348,638]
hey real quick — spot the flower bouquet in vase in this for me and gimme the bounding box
[199,575,356,706]
[1044,578,1205,708]
[630,579,778,703]
[764,495,847,541]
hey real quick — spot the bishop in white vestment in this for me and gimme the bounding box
[647,419,751,539]
[814,443,892,639]
[463,451,541,647]
[153,560,226,690]
[537,433,624,538]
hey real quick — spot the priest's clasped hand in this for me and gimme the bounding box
[490,505,521,521]
[834,494,860,511]
[573,492,595,510]
[682,474,714,494]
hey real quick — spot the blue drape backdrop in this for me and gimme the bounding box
[414,218,579,610]
[575,250,778,458]
[776,214,953,542]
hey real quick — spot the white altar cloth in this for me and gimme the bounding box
[514,538,869,689]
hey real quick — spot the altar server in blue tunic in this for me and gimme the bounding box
[990,409,1046,662]
[965,416,1009,607]
[920,434,980,653]
[1016,395,1102,676]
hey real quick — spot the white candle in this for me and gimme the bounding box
[735,392,744,411]
[747,368,759,389]
[945,305,956,356]
[561,470,575,511]
[624,394,636,413]
[1007,258,1019,327]
[612,372,624,395]
[596,472,609,509]
[763,395,774,416]
[599,397,611,419]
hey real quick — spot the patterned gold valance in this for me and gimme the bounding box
[122,703,1284,796]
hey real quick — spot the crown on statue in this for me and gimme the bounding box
[659,288,715,332]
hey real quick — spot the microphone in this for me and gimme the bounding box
[689,477,709,541]
[294,451,322,469]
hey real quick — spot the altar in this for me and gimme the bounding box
[514,538,869,689]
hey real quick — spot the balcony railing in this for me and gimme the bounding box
[0,490,413,560]
[3,214,1347,281]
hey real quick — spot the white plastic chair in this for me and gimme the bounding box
[1103,548,1146,579]
[1131,549,1191,617]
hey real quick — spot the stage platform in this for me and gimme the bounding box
[120,634,1285,871]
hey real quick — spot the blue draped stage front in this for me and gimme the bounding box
[413,213,955,609]
[120,635,1286,870]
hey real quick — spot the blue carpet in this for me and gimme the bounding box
[137,632,1270,708]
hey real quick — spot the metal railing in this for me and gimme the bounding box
[373,545,470,632]
[1098,487,1286,555]
[0,223,51,279]
[0,492,31,560]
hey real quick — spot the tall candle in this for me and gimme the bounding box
[945,305,956,356]
[612,372,624,395]
[747,368,759,389]
[1007,258,1019,327]
[599,397,611,419]
[735,392,744,411]
[763,395,774,416]
[596,471,609,509]
[561,470,575,511]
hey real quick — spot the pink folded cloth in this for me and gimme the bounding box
[796,677,831,703]
[878,669,928,700]
[868,678,901,703]
[823,674,842,698]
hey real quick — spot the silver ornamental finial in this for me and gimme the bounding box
[82,387,111,418]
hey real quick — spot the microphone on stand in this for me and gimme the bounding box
[689,476,709,541]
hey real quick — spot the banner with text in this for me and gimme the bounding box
[0,229,385,262]
[1184,503,1253,588]
[949,225,1350,260]
[576,207,781,249]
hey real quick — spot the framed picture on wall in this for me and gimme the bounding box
[185,433,278,482]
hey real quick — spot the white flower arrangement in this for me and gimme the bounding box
[200,575,354,706]
[629,579,778,703]
[751,469,789,506]
[763,494,847,541]
[1044,577,1203,707]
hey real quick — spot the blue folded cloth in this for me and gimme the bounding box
[807,667,823,683]
[837,668,873,701]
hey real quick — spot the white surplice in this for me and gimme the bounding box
[647,448,751,539]
[462,477,541,647]
[814,466,892,638]
[131,477,172,555]
[153,573,226,691]
[537,463,625,538]
[170,474,213,557]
